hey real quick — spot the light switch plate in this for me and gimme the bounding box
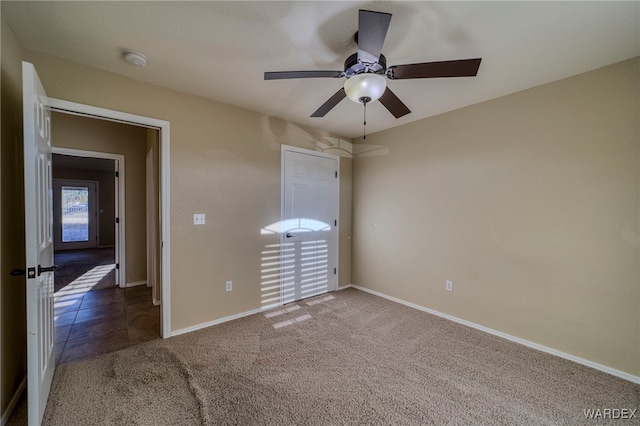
[193,213,206,225]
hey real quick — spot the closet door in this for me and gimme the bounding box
[281,146,339,303]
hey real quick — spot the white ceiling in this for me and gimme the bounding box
[3,1,639,139]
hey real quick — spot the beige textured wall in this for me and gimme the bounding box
[25,50,353,331]
[0,16,26,416]
[52,165,116,247]
[51,113,148,284]
[352,58,640,376]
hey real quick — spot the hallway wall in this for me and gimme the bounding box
[51,113,148,285]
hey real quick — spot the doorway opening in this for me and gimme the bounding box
[50,143,159,365]
[45,97,171,339]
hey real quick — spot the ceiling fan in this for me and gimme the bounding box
[265,10,482,122]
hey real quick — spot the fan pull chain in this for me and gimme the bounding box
[363,100,367,140]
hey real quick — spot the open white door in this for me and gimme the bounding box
[281,146,339,303]
[23,61,55,426]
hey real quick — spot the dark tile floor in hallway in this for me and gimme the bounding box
[54,285,160,365]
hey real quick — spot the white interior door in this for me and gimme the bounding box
[23,61,55,425]
[53,179,98,251]
[281,146,339,304]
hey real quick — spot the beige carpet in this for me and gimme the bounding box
[33,288,639,425]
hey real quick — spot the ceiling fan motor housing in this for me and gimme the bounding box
[344,53,387,78]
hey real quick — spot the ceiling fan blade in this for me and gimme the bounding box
[264,70,343,80]
[311,88,346,117]
[379,87,411,119]
[357,10,392,64]
[387,58,482,80]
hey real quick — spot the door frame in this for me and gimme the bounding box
[52,178,99,251]
[45,97,172,338]
[146,147,160,305]
[280,144,340,304]
[52,148,125,286]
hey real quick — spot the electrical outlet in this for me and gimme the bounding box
[193,213,206,225]
[446,280,453,292]
[225,280,232,292]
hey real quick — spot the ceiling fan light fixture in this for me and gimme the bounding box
[123,50,147,67]
[344,73,386,104]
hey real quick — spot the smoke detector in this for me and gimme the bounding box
[123,50,147,67]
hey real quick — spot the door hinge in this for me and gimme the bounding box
[335,171,338,178]
[115,171,119,178]
[116,263,120,270]
[116,217,120,224]
[334,219,337,226]
[334,268,337,275]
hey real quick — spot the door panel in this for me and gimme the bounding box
[23,61,55,426]
[282,148,338,304]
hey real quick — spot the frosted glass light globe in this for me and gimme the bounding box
[344,73,387,103]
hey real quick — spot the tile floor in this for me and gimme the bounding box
[54,285,160,365]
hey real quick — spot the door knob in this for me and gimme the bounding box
[285,232,296,238]
[9,269,26,276]
[38,265,58,276]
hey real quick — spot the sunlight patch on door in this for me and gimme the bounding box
[261,239,330,308]
[261,243,295,309]
[261,218,330,235]
[261,217,332,308]
[298,239,329,299]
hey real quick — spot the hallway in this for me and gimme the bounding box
[55,285,160,365]
[53,248,160,365]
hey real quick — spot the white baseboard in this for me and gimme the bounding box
[172,307,263,337]
[337,284,353,291]
[125,280,147,288]
[350,284,640,384]
[171,289,356,337]
[1,377,26,426]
